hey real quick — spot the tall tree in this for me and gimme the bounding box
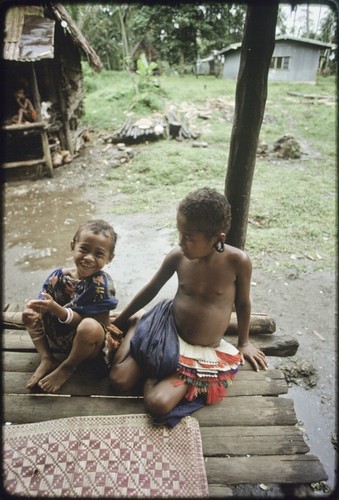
[225,2,278,250]
[320,7,337,43]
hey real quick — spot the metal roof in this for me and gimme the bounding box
[217,35,335,56]
[2,3,102,72]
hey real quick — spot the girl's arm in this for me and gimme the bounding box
[27,293,83,327]
[234,251,268,371]
[113,248,180,329]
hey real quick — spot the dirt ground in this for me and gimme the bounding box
[2,136,337,496]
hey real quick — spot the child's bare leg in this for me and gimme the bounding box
[144,376,188,416]
[38,318,104,393]
[23,310,59,389]
[109,319,142,392]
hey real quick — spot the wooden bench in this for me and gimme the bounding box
[2,304,327,496]
[1,122,53,178]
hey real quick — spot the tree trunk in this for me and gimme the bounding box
[118,6,130,69]
[225,2,278,249]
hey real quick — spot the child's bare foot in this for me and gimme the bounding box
[26,358,59,389]
[38,363,75,393]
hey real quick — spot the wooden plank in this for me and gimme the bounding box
[40,127,53,177]
[208,484,233,498]
[226,333,299,357]
[2,329,298,357]
[226,369,288,397]
[3,394,297,427]
[2,309,276,334]
[4,352,265,374]
[2,121,47,131]
[3,367,287,397]
[3,394,145,424]
[201,426,309,455]
[1,352,255,372]
[194,396,297,427]
[226,312,276,334]
[2,331,37,351]
[1,159,46,169]
[3,351,66,371]
[205,455,328,484]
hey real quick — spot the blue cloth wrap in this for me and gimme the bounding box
[130,299,179,379]
[130,299,205,427]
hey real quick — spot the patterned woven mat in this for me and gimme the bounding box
[3,414,208,498]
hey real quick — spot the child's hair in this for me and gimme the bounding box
[178,187,231,238]
[73,219,117,254]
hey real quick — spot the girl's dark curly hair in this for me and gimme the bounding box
[73,219,117,254]
[178,187,231,238]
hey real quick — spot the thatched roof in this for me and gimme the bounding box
[131,36,160,62]
[2,3,103,72]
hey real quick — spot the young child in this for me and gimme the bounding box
[23,219,123,393]
[12,88,37,124]
[110,187,268,426]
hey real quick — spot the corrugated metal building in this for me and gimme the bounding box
[197,36,335,83]
[220,36,334,83]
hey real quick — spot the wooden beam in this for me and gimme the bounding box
[201,425,309,455]
[3,367,287,398]
[3,394,297,427]
[3,310,277,334]
[205,455,327,485]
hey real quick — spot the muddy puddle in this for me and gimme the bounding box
[3,182,178,308]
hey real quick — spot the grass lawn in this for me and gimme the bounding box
[81,67,336,273]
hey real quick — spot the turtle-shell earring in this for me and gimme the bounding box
[215,241,225,253]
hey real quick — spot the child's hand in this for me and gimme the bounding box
[238,342,269,372]
[22,304,40,327]
[27,292,55,314]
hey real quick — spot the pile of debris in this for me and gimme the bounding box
[276,357,318,389]
[273,134,302,159]
[257,134,302,159]
[105,108,199,144]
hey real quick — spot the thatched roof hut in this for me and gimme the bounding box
[130,35,160,72]
[1,3,102,177]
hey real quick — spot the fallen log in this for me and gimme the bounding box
[226,333,299,357]
[226,312,276,335]
[2,310,275,334]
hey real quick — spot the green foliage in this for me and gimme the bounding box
[134,54,160,94]
[130,54,166,112]
[66,4,247,71]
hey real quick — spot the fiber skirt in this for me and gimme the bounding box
[130,299,241,404]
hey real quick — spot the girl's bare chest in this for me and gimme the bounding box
[178,263,235,296]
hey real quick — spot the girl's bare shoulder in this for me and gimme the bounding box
[164,246,184,266]
[224,245,252,266]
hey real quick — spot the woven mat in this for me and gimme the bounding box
[3,414,208,498]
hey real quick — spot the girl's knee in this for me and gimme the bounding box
[144,391,173,417]
[109,364,132,393]
[109,357,141,393]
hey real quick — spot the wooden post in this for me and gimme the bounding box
[225,2,278,249]
[54,63,74,155]
[31,64,53,177]
[30,63,41,120]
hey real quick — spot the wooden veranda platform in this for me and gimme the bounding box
[2,304,327,497]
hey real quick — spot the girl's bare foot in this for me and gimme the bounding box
[26,358,59,389]
[38,363,75,393]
